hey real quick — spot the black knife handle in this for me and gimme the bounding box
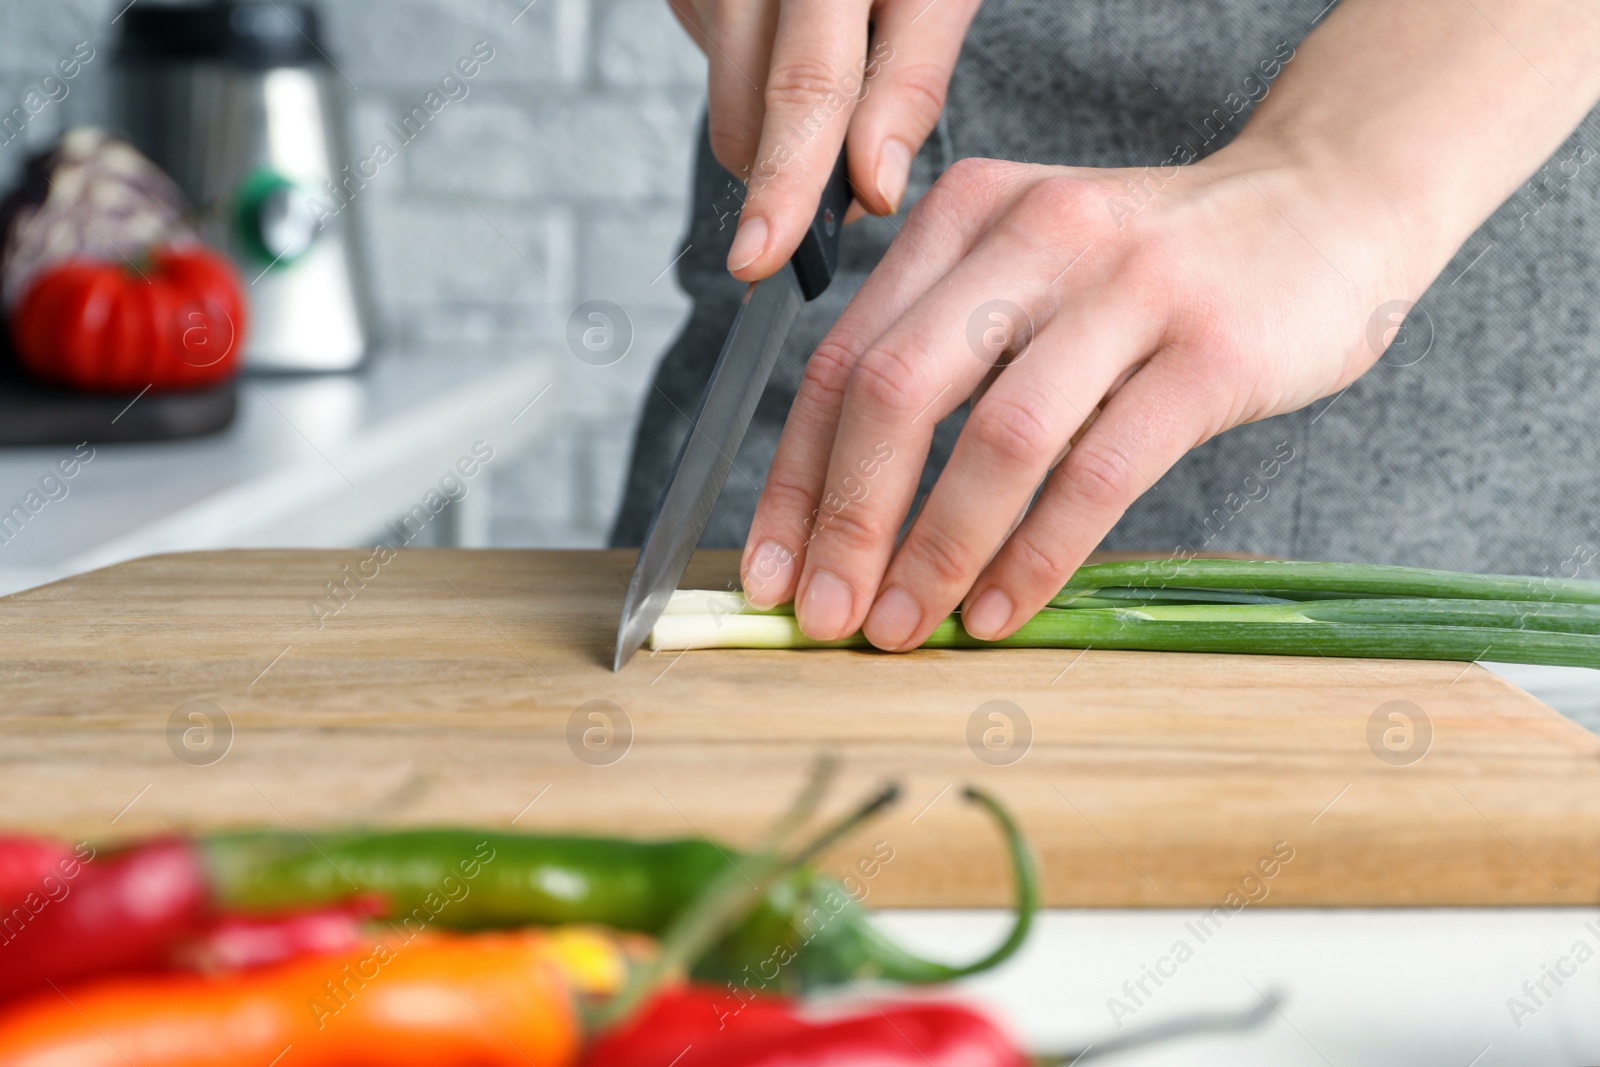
[788,146,852,302]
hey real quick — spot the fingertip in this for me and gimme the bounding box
[727,215,769,275]
[961,587,1014,642]
[844,140,895,217]
[873,138,912,215]
[741,539,797,609]
[863,585,923,652]
[796,568,856,642]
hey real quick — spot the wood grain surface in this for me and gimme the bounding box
[2,548,1598,908]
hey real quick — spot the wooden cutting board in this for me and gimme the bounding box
[3,548,1598,908]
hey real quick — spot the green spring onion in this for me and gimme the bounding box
[1051,559,1600,606]
[649,560,1600,667]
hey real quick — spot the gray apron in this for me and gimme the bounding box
[612,0,1600,581]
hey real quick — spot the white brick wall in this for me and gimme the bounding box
[0,0,709,548]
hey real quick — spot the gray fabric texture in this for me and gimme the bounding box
[611,0,1600,581]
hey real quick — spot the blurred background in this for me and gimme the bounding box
[0,0,705,595]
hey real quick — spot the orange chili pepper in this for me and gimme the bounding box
[0,926,632,1067]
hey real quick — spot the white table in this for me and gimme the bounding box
[0,350,557,597]
[874,906,1600,1066]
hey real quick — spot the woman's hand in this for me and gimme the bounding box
[734,0,1600,650]
[738,145,1422,647]
[667,0,981,275]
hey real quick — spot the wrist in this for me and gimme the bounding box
[1202,128,1458,305]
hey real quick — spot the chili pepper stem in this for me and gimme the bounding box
[849,787,1038,985]
[784,784,901,871]
[591,766,900,1031]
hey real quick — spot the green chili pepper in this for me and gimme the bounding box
[689,789,1036,990]
[197,788,1036,992]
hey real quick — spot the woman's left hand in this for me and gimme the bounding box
[738,144,1417,648]
[736,0,1600,650]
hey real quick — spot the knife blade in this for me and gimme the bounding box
[614,148,853,670]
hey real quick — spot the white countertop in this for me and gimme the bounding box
[876,906,1600,1066]
[0,349,558,596]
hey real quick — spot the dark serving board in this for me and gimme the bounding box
[0,343,236,446]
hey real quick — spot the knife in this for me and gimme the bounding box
[614,148,853,670]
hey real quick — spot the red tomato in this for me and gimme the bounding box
[9,246,247,392]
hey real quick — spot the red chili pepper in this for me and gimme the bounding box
[0,838,206,1003]
[170,894,389,973]
[0,836,77,911]
[584,986,1028,1067]
[583,985,808,1063]
[2,837,395,1001]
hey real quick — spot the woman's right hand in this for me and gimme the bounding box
[668,0,983,280]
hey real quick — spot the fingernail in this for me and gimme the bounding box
[964,588,1014,641]
[727,216,768,273]
[865,586,922,650]
[875,139,911,213]
[742,541,795,609]
[799,569,854,640]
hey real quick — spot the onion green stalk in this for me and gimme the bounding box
[1051,559,1600,606]
[650,560,1600,667]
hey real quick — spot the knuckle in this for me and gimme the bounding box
[907,523,977,588]
[759,469,822,522]
[935,156,1004,200]
[1016,175,1096,226]
[884,62,949,129]
[809,495,883,553]
[707,119,757,176]
[1061,439,1139,509]
[764,58,845,113]
[798,337,858,406]
[1003,529,1073,591]
[967,395,1057,468]
[849,344,929,420]
[907,157,1017,236]
[1032,174,1091,210]
[901,183,962,241]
